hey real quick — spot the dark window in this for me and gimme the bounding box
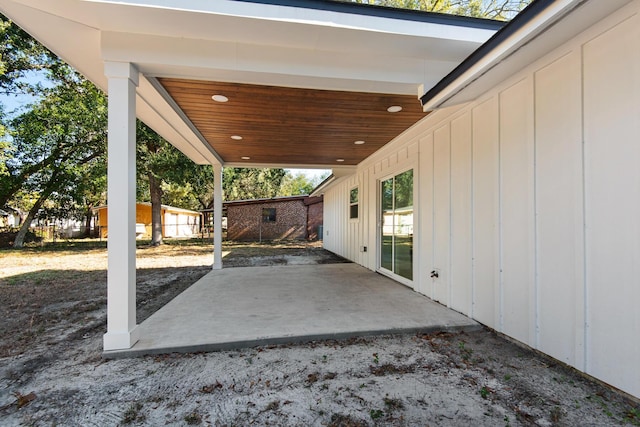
[262,207,276,223]
[350,187,358,219]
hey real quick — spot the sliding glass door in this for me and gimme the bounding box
[380,169,413,281]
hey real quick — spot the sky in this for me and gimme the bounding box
[0,70,48,117]
[1,91,38,115]
[286,168,331,181]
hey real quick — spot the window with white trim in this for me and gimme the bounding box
[349,187,359,219]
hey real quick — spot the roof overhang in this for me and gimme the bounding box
[420,0,635,111]
[0,0,502,171]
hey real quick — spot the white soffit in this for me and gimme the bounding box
[422,0,635,111]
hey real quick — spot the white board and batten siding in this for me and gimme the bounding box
[322,2,640,398]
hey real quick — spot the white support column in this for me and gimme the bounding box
[212,163,223,270]
[103,62,140,351]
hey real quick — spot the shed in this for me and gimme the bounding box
[94,203,200,239]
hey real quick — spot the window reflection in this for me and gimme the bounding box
[380,169,413,280]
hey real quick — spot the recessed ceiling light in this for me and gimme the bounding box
[231,135,243,140]
[241,156,251,160]
[336,159,345,162]
[212,94,228,103]
[354,140,365,145]
[387,105,402,113]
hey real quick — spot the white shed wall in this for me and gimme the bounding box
[322,2,640,398]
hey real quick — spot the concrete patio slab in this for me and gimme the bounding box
[104,263,479,358]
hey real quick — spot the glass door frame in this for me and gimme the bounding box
[376,165,416,288]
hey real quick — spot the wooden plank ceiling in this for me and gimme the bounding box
[159,78,428,166]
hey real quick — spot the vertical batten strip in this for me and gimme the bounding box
[579,42,588,374]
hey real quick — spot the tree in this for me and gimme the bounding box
[347,0,531,20]
[74,159,107,237]
[182,165,215,211]
[0,16,104,214]
[4,68,107,247]
[279,171,329,196]
[222,168,287,201]
[161,181,199,211]
[0,14,61,95]
[137,121,172,245]
[0,123,9,178]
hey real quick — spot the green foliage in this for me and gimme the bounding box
[222,168,287,201]
[369,408,384,419]
[479,386,489,399]
[136,121,185,244]
[1,68,107,214]
[168,160,215,210]
[161,181,199,211]
[0,129,10,177]
[346,0,532,20]
[0,26,107,246]
[0,15,62,95]
[122,402,145,424]
[183,412,202,425]
[279,171,328,196]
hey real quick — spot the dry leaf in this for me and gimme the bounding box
[14,392,36,408]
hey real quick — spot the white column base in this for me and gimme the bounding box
[103,325,140,351]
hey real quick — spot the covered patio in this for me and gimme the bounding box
[105,262,478,358]
[0,0,502,354]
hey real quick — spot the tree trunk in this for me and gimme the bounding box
[148,171,163,246]
[84,205,93,238]
[13,194,47,248]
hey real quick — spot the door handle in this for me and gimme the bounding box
[430,270,439,278]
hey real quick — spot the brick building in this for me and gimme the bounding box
[225,196,323,242]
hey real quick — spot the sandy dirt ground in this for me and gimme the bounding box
[0,239,638,426]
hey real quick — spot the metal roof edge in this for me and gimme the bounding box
[223,195,311,206]
[310,174,335,197]
[420,0,555,107]
[231,0,506,30]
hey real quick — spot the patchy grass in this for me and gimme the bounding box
[0,239,214,357]
[122,402,145,424]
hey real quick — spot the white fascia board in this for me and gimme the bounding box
[90,0,496,43]
[100,31,462,95]
[16,0,495,57]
